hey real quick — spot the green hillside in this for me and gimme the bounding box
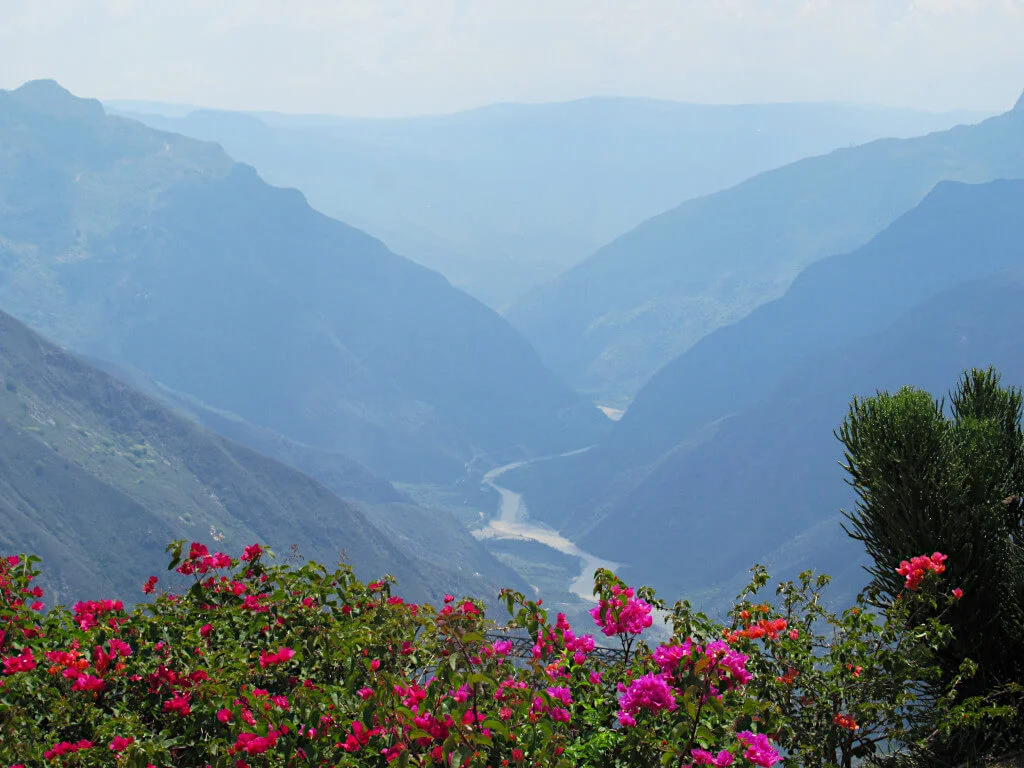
[0,307,523,606]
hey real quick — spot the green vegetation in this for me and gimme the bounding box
[0,540,1007,767]
[2,369,1021,765]
[839,368,1024,758]
[0,306,518,606]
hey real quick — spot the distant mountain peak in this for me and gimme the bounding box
[7,79,105,120]
[13,78,72,97]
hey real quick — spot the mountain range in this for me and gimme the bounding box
[503,178,1024,609]
[4,76,1023,620]
[0,306,523,606]
[507,92,1024,403]
[110,98,983,309]
[0,80,604,486]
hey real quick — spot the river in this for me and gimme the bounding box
[472,454,620,601]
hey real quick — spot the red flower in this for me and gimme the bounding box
[896,552,947,591]
[142,576,158,594]
[259,647,295,668]
[833,713,860,731]
[2,647,36,675]
[109,736,135,752]
[163,692,192,717]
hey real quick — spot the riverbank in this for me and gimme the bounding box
[473,455,620,601]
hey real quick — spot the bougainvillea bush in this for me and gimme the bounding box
[0,541,990,767]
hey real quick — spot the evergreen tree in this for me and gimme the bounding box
[837,367,1024,758]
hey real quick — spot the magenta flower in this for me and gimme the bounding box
[736,731,781,767]
[108,736,134,752]
[617,673,677,724]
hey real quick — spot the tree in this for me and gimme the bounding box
[837,367,1024,759]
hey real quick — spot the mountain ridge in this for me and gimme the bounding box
[500,178,1024,600]
[0,80,604,483]
[111,94,984,309]
[506,94,1024,402]
[0,306,524,605]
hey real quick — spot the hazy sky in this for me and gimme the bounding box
[3,0,1023,117]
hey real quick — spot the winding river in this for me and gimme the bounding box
[472,453,620,601]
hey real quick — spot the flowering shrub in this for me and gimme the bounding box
[0,543,996,767]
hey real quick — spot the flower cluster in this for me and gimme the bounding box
[175,541,232,575]
[617,673,677,726]
[0,542,958,768]
[589,582,653,636]
[737,731,782,767]
[896,551,947,591]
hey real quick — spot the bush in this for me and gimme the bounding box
[0,539,999,767]
[838,367,1024,758]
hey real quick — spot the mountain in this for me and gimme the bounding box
[0,307,524,606]
[506,92,1024,403]
[500,179,1024,606]
[587,268,1024,608]
[611,178,1024,471]
[109,98,984,310]
[504,178,1024,532]
[0,80,604,483]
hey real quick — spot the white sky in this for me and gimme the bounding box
[3,0,1023,116]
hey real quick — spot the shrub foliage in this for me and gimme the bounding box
[0,539,987,767]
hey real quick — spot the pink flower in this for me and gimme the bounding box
[590,587,653,636]
[2,647,36,675]
[233,729,280,755]
[736,731,781,767]
[6,555,20,566]
[491,640,513,656]
[142,576,158,594]
[653,641,692,675]
[258,647,295,667]
[691,749,735,767]
[617,673,677,724]
[109,736,134,752]
[545,686,573,706]
[952,587,964,599]
[217,708,233,723]
[163,692,192,717]
[188,542,209,559]
[241,543,263,561]
[896,552,947,591]
[43,740,93,760]
[72,674,106,693]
